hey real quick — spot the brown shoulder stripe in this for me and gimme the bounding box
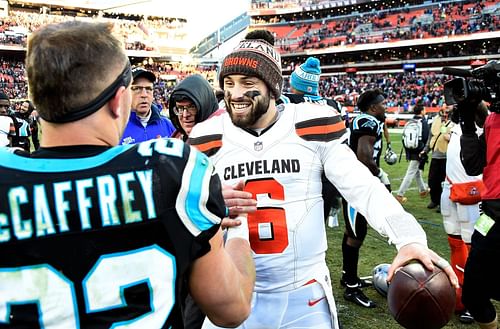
[295,116,346,142]
[187,134,223,156]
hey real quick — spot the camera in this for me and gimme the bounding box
[443,60,500,113]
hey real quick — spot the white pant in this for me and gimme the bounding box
[440,182,480,243]
[397,159,427,196]
[202,265,339,329]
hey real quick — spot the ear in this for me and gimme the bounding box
[108,86,128,119]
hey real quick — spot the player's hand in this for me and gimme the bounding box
[222,180,257,218]
[387,243,459,289]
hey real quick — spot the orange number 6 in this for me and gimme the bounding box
[245,178,288,254]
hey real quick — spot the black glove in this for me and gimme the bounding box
[457,101,477,135]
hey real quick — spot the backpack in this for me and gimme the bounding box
[401,118,422,150]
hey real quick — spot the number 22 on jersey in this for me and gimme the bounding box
[0,245,175,328]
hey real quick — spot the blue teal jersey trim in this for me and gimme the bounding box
[185,151,216,231]
[0,145,134,173]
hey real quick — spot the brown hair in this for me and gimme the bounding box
[26,21,128,122]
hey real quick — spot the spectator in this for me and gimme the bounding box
[423,104,455,211]
[0,92,15,147]
[396,101,430,203]
[120,67,175,144]
[169,74,220,142]
[0,20,255,328]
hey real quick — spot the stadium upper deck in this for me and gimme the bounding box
[248,0,500,75]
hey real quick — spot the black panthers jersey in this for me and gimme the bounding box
[0,139,225,328]
[279,93,340,110]
[349,113,383,167]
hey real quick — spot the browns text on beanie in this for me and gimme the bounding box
[218,30,282,99]
[290,57,321,95]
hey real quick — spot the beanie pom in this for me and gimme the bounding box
[303,57,321,72]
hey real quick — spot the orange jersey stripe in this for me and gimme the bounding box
[193,140,222,153]
[296,121,345,136]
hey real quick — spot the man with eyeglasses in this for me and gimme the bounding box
[120,67,175,144]
[168,74,221,142]
[0,91,16,147]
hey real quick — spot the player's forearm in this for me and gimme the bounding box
[211,239,255,327]
[324,143,427,248]
[223,215,255,314]
[225,238,256,302]
[191,231,255,328]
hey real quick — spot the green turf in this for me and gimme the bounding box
[326,132,498,328]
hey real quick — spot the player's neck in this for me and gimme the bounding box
[40,114,118,147]
[251,105,278,130]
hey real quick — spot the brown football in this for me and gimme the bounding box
[387,261,456,329]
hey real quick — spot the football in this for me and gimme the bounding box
[387,261,455,329]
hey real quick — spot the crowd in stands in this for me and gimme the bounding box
[0,1,495,112]
[269,1,499,53]
[0,60,27,100]
[251,0,370,10]
[0,55,450,113]
[0,10,187,51]
[318,72,447,110]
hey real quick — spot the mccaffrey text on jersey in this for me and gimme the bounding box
[0,169,156,243]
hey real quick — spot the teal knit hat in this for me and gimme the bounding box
[290,57,321,95]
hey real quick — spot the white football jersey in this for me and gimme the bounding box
[446,124,483,183]
[189,103,426,293]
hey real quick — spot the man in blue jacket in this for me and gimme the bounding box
[120,67,175,144]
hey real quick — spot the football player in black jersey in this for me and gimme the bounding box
[341,88,391,308]
[0,21,255,328]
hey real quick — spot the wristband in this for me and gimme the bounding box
[226,215,249,242]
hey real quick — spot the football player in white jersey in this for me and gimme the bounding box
[189,30,458,329]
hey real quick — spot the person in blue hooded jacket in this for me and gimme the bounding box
[120,67,175,144]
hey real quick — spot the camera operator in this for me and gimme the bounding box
[452,67,499,328]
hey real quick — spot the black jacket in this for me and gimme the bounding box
[168,74,218,141]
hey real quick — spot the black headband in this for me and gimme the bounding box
[43,61,132,123]
[365,94,385,108]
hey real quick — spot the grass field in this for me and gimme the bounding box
[326,132,498,329]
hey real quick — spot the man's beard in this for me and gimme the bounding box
[225,90,271,129]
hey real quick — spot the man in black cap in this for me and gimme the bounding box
[120,67,175,144]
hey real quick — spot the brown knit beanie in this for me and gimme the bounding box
[218,30,283,99]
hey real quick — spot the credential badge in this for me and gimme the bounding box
[254,141,263,151]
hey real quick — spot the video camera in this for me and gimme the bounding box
[443,60,500,113]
